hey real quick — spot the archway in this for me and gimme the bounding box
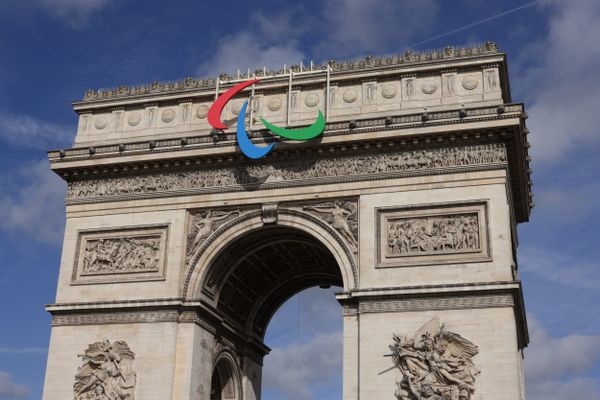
[211,353,242,400]
[199,224,346,399]
[205,225,344,338]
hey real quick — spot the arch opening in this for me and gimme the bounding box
[211,355,241,400]
[202,225,344,338]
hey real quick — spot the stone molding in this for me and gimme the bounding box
[51,104,523,164]
[51,309,218,334]
[49,294,514,320]
[356,294,514,314]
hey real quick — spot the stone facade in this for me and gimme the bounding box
[42,43,531,400]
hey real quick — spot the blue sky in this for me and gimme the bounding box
[0,0,599,399]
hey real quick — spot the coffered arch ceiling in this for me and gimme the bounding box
[205,226,343,337]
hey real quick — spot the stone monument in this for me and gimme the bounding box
[42,42,531,400]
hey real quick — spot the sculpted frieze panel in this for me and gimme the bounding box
[388,213,480,256]
[377,202,490,267]
[67,144,507,202]
[389,317,479,400]
[72,225,169,284]
[81,237,161,275]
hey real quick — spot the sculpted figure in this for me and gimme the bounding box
[73,340,136,400]
[389,318,479,400]
[304,201,357,249]
[388,215,479,256]
[189,210,239,254]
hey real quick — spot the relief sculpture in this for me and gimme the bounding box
[82,237,160,275]
[388,214,479,256]
[304,201,358,251]
[186,210,240,261]
[389,317,479,400]
[73,340,136,400]
[67,144,507,201]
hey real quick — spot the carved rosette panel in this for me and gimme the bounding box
[390,317,479,400]
[72,225,169,284]
[66,144,507,202]
[185,209,242,266]
[302,199,358,252]
[74,340,137,400]
[376,202,490,267]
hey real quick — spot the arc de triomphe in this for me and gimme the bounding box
[42,42,532,400]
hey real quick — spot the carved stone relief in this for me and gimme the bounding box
[303,200,358,251]
[161,108,176,123]
[304,93,320,107]
[388,213,480,255]
[381,84,398,99]
[72,225,169,284]
[421,79,438,95]
[127,112,141,127]
[186,209,241,265]
[74,339,137,400]
[377,202,490,267]
[196,104,209,119]
[342,88,358,103]
[462,76,479,91]
[94,116,108,130]
[389,317,479,400]
[267,96,282,111]
[67,144,507,202]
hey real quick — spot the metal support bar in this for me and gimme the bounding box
[249,78,256,131]
[325,64,331,122]
[286,71,293,127]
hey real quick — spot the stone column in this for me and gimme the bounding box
[171,314,216,400]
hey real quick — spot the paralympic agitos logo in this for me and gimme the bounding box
[207,79,325,159]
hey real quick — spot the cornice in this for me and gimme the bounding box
[49,103,525,167]
[76,42,501,107]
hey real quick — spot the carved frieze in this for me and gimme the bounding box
[72,225,169,284]
[376,202,490,267]
[389,317,479,400]
[67,144,507,203]
[74,340,137,400]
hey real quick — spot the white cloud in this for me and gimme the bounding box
[0,371,28,399]
[519,246,600,290]
[0,160,66,244]
[521,0,600,163]
[197,9,307,77]
[197,32,304,77]
[527,377,600,400]
[198,0,440,77]
[319,0,439,56]
[0,112,73,149]
[263,331,342,400]
[38,0,112,28]
[525,315,600,399]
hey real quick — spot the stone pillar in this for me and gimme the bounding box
[241,355,263,400]
[340,302,360,400]
[171,318,216,400]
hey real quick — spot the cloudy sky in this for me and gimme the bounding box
[0,0,599,399]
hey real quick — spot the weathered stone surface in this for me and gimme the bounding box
[43,44,531,400]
